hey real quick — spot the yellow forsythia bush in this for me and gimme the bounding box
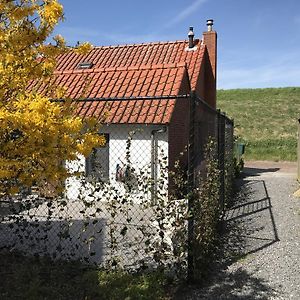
[0,1,103,195]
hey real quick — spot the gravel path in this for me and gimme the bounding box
[177,162,300,299]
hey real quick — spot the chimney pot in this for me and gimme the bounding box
[188,26,194,48]
[206,19,214,31]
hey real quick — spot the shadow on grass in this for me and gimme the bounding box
[0,251,167,300]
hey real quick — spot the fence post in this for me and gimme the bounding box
[187,91,196,282]
[298,119,300,182]
[224,117,234,207]
[217,110,225,213]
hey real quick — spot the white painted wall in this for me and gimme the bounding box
[65,124,169,202]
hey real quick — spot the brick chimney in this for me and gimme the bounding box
[203,19,217,81]
[202,19,217,108]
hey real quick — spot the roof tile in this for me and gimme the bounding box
[39,39,206,124]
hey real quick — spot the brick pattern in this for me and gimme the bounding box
[168,68,192,173]
[202,31,217,108]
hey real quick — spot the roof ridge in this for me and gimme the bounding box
[92,39,201,49]
[53,62,187,75]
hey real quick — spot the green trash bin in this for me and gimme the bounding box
[237,143,245,155]
[235,142,245,165]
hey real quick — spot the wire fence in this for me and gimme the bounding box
[0,95,234,279]
[298,119,300,182]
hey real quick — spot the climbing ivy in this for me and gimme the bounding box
[192,139,221,280]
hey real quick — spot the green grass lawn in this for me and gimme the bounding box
[0,251,170,300]
[217,87,300,161]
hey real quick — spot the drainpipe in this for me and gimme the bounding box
[151,127,167,203]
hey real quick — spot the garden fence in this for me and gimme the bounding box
[0,95,234,280]
[298,119,300,182]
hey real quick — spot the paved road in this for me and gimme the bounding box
[178,161,300,299]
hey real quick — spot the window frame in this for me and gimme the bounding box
[85,133,110,182]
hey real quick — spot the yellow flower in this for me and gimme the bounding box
[40,0,63,26]
[0,0,104,195]
[74,42,92,55]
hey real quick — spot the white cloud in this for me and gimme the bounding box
[164,0,208,28]
[101,0,209,44]
[56,0,209,46]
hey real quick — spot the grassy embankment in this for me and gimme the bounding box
[217,87,300,161]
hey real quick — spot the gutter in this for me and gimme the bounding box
[51,94,190,103]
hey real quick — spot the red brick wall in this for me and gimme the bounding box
[201,31,217,108]
[195,59,206,100]
[203,49,217,108]
[203,31,217,80]
[168,30,217,180]
[168,70,191,172]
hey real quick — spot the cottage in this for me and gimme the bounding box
[1,20,225,267]
[44,20,217,200]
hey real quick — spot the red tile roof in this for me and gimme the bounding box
[34,39,206,124]
[55,39,205,91]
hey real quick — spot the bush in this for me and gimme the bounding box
[192,140,221,281]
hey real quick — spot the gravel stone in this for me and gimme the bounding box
[177,162,300,299]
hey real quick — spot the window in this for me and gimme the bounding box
[77,61,93,69]
[86,134,109,182]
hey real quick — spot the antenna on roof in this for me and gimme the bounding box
[188,26,194,49]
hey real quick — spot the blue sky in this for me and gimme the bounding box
[56,0,300,89]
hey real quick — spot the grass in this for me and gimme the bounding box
[217,87,300,161]
[0,251,170,300]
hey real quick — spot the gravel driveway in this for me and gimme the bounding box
[177,161,300,299]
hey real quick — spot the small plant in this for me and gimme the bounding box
[192,139,222,281]
[233,156,244,177]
